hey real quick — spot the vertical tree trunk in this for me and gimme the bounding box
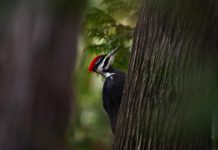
[0,0,85,149]
[114,0,218,149]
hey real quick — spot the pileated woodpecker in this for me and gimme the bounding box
[88,47,125,134]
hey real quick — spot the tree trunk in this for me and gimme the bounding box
[114,0,218,149]
[0,0,85,149]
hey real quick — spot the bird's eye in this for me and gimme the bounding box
[95,59,101,65]
[94,57,104,71]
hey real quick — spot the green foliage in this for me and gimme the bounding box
[83,0,139,71]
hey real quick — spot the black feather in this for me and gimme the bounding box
[102,67,125,134]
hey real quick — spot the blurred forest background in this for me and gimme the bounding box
[71,0,139,149]
[1,0,218,149]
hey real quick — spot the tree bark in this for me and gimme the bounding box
[114,0,218,149]
[0,0,85,149]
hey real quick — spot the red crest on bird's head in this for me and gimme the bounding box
[88,55,105,72]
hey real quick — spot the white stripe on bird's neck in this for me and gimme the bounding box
[103,72,115,79]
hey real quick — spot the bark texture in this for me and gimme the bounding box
[0,0,85,149]
[114,0,218,149]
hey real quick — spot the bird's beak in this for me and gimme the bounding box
[105,47,119,59]
[103,47,120,70]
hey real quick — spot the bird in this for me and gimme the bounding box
[88,47,126,134]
